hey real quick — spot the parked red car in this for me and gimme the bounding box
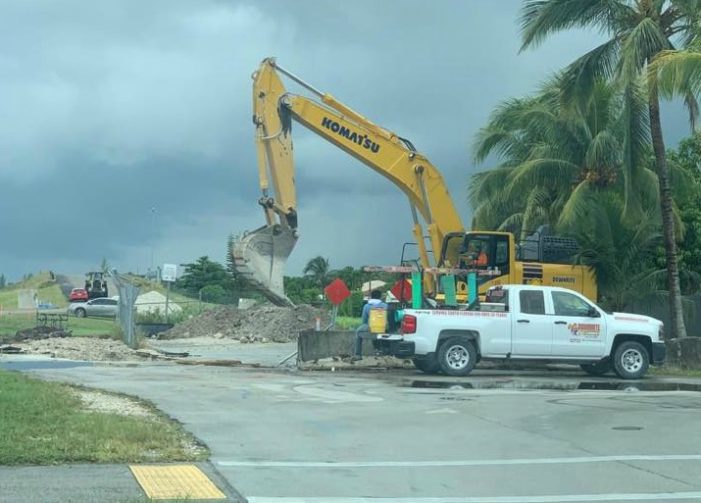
[69,288,89,302]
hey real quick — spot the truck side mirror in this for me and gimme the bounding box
[588,307,600,318]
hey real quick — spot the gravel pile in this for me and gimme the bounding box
[161,304,328,343]
[76,389,156,418]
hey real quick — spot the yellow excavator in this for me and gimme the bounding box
[232,58,597,306]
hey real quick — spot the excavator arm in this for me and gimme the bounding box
[233,58,464,305]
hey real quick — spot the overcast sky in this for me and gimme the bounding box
[0,0,691,281]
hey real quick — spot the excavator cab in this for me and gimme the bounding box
[457,233,511,283]
[440,232,511,281]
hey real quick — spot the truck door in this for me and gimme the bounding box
[511,289,552,356]
[550,290,606,357]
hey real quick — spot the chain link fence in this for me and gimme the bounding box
[112,271,140,349]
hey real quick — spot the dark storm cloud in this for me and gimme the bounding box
[0,0,692,280]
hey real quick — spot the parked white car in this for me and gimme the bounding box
[68,297,119,318]
[374,285,665,379]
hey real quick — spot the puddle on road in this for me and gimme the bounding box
[408,379,701,392]
[0,360,93,371]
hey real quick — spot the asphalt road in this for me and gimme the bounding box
[16,363,701,503]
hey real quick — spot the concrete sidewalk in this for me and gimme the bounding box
[0,462,242,503]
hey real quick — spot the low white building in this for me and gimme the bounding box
[134,290,182,315]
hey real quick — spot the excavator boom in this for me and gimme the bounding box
[233,58,464,304]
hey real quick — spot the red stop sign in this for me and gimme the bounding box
[324,278,351,305]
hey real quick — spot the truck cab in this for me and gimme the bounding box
[376,285,665,379]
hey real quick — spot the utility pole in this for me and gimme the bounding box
[150,205,157,274]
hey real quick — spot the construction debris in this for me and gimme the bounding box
[13,337,139,361]
[299,355,414,371]
[161,304,328,343]
[0,345,24,354]
[12,325,71,341]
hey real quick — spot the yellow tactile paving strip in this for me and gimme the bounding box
[129,464,226,500]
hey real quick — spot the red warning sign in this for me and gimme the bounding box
[391,278,412,302]
[324,278,351,306]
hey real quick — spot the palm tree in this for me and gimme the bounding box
[519,0,701,338]
[653,37,701,115]
[471,77,657,238]
[303,256,331,288]
[565,192,662,311]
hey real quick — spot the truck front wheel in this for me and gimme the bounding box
[412,355,440,374]
[438,338,477,377]
[612,341,649,379]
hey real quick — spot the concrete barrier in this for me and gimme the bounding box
[297,330,376,362]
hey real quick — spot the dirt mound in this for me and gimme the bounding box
[161,304,328,343]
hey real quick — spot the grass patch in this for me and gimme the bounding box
[0,370,208,465]
[335,316,361,330]
[0,314,121,341]
[650,366,701,378]
[0,272,68,309]
[124,275,203,305]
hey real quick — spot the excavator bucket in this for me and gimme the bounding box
[232,225,297,307]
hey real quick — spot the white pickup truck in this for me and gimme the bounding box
[375,285,666,379]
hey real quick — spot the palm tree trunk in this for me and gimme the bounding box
[648,85,688,339]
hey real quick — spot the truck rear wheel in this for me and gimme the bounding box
[412,355,440,374]
[612,341,649,379]
[438,338,477,377]
[580,360,611,376]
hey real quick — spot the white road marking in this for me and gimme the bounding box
[244,493,701,502]
[218,454,701,468]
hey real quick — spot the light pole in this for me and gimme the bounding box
[150,205,157,275]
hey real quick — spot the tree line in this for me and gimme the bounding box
[469,0,701,338]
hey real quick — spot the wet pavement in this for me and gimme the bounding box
[6,359,701,503]
[407,378,701,392]
[0,357,93,371]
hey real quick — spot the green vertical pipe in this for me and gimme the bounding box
[411,271,422,309]
[441,275,456,306]
[468,272,477,304]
